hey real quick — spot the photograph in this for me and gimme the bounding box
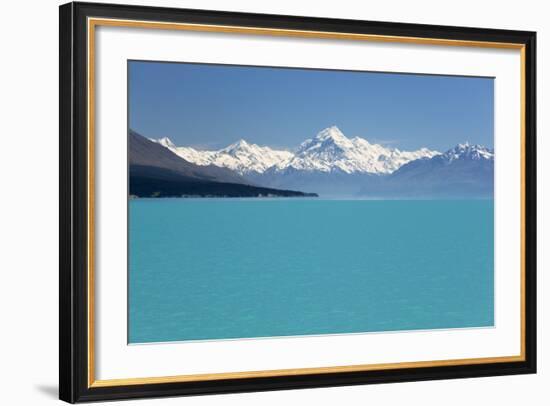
[128,61,495,344]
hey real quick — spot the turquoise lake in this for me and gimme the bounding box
[128,199,494,344]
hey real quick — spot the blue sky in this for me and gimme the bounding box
[129,61,494,151]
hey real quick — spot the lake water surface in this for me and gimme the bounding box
[129,199,494,343]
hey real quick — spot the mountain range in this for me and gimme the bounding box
[129,130,317,198]
[154,126,439,176]
[150,126,494,198]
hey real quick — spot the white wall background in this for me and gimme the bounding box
[0,0,546,404]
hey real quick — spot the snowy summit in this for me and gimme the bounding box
[271,126,439,174]
[440,142,494,163]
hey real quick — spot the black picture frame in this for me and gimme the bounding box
[60,1,537,403]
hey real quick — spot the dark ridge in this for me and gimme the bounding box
[129,129,247,184]
[130,165,318,198]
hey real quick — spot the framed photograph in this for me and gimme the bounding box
[59,2,536,403]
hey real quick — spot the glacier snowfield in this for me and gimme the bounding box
[128,198,494,343]
[152,126,441,176]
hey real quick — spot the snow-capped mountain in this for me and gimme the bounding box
[151,126,439,176]
[151,138,293,174]
[439,142,494,163]
[359,142,494,198]
[270,126,439,174]
[155,137,177,150]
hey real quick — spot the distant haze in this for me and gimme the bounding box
[129,61,494,151]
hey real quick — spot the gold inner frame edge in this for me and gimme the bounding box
[87,17,527,388]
